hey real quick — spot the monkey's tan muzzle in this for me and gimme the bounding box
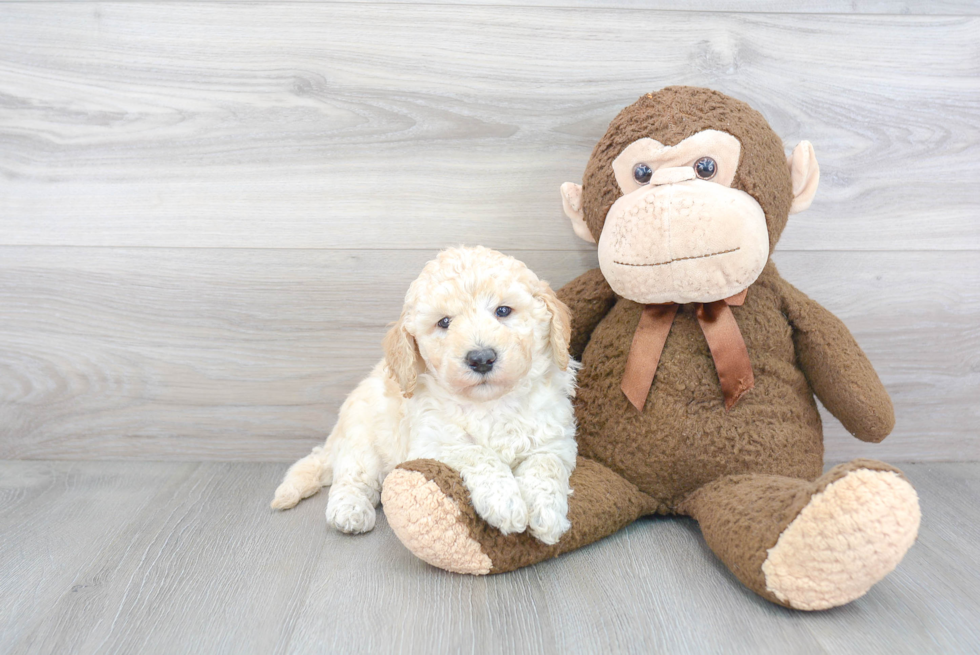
[598,171,770,305]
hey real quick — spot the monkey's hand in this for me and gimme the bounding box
[777,276,895,443]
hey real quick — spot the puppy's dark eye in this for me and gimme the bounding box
[694,157,717,180]
[633,163,653,185]
[436,317,451,329]
[495,306,512,318]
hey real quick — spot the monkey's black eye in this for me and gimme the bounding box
[694,157,717,180]
[495,306,512,318]
[437,317,451,329]
[632,163,653,185]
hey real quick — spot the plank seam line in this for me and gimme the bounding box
[0,1,974,18]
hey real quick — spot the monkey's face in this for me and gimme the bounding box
[597,130,769,304]
[561,88,820,305]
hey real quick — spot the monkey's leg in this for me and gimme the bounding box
[381,457,657,574]
[679,459,921,610]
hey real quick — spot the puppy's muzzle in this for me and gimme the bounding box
[465,348,497,375]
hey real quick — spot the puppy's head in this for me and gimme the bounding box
[384,246,571,402]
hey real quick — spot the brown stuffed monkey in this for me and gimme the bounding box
[381,86,920,610]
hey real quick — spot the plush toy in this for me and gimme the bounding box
[381,86,920,610]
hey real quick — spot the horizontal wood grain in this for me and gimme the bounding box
[0,247,975,461]
[2,460,978,654]
[0,5,977,251]
[3,1,978,14]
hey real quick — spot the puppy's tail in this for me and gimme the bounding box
[270,442,334,511]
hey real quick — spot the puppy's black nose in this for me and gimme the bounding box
[465,348,497,374]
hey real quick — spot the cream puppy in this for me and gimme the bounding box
[271,247,577,545]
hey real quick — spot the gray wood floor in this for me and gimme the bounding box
[1,460,977,655]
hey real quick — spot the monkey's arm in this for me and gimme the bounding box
[776,276,895,443]
[557,268,618,360]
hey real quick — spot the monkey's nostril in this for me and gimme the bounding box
[465,348,497,375]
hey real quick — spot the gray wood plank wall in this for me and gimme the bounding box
[1,3,977,462]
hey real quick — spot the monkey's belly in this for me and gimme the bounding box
[574,298,824,511]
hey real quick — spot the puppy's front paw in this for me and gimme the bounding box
[526,493,571,545]
[326,488,377,534]
[517,474,571,545]
[468,476,528,535]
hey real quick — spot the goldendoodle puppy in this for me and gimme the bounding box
[271,246,577,545]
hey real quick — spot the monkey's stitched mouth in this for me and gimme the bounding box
[614,247,740,268]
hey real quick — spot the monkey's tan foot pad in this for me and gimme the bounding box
[382,462,492,575]
[762,463,921,611]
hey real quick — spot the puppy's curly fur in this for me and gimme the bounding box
[272,247,578,545]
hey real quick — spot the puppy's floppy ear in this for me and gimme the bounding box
[383,312,424,398]
[536,282,572,371]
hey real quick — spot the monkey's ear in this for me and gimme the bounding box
[787,141,820,214]
[560,182,597,244]
[382,313,424,398]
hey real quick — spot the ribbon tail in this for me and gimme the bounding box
[621,304,679,411]
[696,301,755,410]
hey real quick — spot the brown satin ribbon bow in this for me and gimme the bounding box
[621,288,754,412]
